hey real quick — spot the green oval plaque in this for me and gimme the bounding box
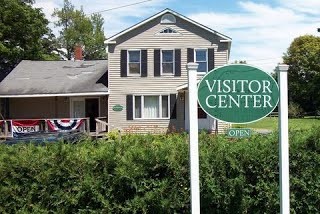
[198,64,279,124]
[112,104,123,112]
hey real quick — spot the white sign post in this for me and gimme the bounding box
[187,62,200,214]
[277,64,290,214]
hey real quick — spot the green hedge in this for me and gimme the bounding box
[0,129,319,213]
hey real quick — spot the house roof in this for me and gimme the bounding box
[0,60,109,98]
[106,8,232,44]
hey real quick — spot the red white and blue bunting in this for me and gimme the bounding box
[47,119,84,132]
[12,120,40,137]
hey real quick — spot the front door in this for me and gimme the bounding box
[71,97,100,131]
[184,93,216,132]
[85,98,99,131]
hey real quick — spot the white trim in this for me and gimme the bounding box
[106,8,232,43]
[133,94,170,120]
[220,39,231,42]
[0,91,109,98]
[176,80,201,91]
[105,41,116,44]
[160,49,175,75]
[127,49,141,76]
[194,48,208,73]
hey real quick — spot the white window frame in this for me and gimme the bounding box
[133,94,170,119]
[127,49,141,76]
[194,48,208,73]
[161,49,175,75]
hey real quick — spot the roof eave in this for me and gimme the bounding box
[0,91,110,98]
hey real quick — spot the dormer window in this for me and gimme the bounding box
[159,27,178,34]
[161,14,176,24]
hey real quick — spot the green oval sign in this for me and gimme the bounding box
[112,104,123,112]
[198,64,279,124]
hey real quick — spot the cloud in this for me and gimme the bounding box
[33,0,319,72]
[34,0,169,37]
[279,0,320,15]
[188,1,319,72]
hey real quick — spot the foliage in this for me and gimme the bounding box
[0,0,60,79]
[232,60,247,64]
[234,117,320,130]
[288,102,303,118]
[52,0,107,60]
[0,130,320,213]
[283,35,320,113]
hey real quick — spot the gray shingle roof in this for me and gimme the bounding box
[0,60,108,97]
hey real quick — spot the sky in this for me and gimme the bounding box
[33,0,320,72]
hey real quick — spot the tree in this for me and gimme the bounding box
[0,0,59,79]
[233,60,247,64]
[85,14,107,60]
[53,0,107,60]
[283,35,320,113]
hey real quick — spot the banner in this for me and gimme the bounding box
[12,120,40,137]
[47,119,84,132]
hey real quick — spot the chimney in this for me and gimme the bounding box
[74,45,83,61]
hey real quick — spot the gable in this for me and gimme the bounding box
[106,8,231,46]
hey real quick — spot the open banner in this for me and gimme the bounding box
[12,120,40,137]
[47,119,84,132]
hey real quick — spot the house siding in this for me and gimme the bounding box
[9,96,108,120]
[108,14,229,133]
[9,97,69,119]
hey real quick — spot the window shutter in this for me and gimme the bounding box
[170,94,177,119]
[120,50,127,77]
[154,49,161,77]
[174,49,181,76]
[208,48,214,71]
[187,48,194,63]
[141,50,148,77]
[126,95,133,120]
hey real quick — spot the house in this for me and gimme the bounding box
[0,57,108,134]
[105,8,232,133]
[0,8,232,136]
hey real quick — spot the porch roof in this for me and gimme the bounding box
[176,80,201,91]
[0,60,109,98]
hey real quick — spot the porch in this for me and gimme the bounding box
[0,117,109,140]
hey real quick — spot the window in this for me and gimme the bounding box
[134,95,170,119]
[195,49,208,73]
[159,27,178,34]
[128,50,141,75]
[161,50,174,74]
[161,14,176,24]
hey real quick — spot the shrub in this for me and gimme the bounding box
[0,130,319,213]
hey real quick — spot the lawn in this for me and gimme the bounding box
[233,116,320,130]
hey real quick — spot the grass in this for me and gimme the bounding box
[233,116,320,130]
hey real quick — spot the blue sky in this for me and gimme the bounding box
[34,0,320,72]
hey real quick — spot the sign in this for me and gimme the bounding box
[198,64,279,124]
[112,104,124,112]
[12,120,40,137]
[47,119,83,132]
[227,128,251,138]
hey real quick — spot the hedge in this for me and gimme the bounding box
[0,129,319,213]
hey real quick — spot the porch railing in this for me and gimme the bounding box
[0,120,12,139]
[95,117,109,137]
[0,118,91,139]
